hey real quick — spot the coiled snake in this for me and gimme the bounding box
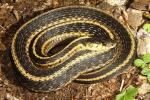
[11,6,136,92]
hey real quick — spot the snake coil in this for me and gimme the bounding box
[11,6,136,92]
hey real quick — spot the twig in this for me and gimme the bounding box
[121,8,135,36]
[119,79,125,92]
[84,86,92,100]
[0,25,6,31]
[12,9,19,21]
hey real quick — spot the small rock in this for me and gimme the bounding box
[6,87,12,92]
[44,0,52,6]
[137,75,147,86]
[96,2,114,14]
[139,75,147,82]
[143,93,150,100]
[130,0,150,11]
[136,28,150,57]
[4,80,9,86]
[0,3,13,10]
[0,83,3,87]
[112,6,125,19]
[138,82,150,95]
[126,8,143,31]
[95,96,102,100]
[5,93,20,100]
[104,0,128,6]
[52,0,59,8]
[79,0,85,4]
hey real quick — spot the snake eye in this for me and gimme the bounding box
[106,42,117,48]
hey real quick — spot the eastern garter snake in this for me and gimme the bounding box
[11,6,136,92]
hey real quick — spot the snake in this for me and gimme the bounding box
[11,6,136,92]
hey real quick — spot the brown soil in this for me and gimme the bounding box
[0,0,148,99]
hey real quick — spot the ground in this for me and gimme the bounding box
[0,0,150,100]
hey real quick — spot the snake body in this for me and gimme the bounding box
[11,6,136,92]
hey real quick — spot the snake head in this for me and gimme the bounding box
[100,40,116,52]
[101,38,116,47]
[105,41,116,49]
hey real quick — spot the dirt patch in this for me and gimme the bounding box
[0,0,147,99]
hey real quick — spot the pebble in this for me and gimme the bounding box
[130,0,150,11]
[137,28,150,57]
[4,80,9,86]
[105,0,128,6]
[5,93,20,100]
[6,87,12,92]
[126,8,143,32]
[0,83,3,87]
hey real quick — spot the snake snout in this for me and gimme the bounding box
[106,42,117,49]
